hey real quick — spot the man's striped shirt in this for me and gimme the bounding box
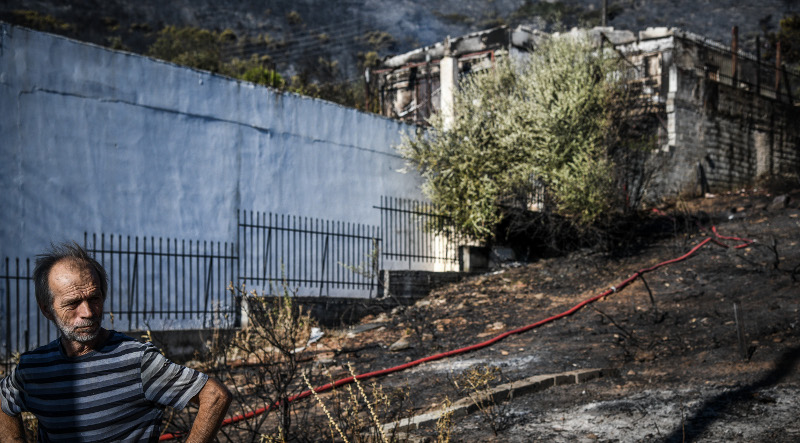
[0,330,208,442]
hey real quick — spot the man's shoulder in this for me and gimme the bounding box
[18,331,152,367]
[107,330,147,348]
[102,330,160,359]
[17,338,60,366]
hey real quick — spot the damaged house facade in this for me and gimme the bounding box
[374,25,800,199]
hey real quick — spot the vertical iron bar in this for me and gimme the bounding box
[127,240,138,327]
[256,212,261,291]
[203,252,213,329]
[379,196,384,264]
[170,238,174,318]
[303,217,308,289]
[15,258,19,354]
[151,237,156,319]
[262,227,271,293]
[5,258,11,370]
[406,199,412,269]
[183,240,188,320]
[108,234,114,320]
[162,238,167,319]
[336,221,341,289]
[30,258,37,348]
[216,241,221,325]
[236,209,241,288]
[293,215,298,289]
[249,211,254,287]
[142,238,147,325]
[320,234,329,297]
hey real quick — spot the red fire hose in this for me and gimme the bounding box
[160,226,753,440]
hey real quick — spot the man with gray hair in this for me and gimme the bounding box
[0,242,231,442]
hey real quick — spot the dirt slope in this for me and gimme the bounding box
[318,188,800,442]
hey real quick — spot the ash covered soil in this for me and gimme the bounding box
[313,189,800,442]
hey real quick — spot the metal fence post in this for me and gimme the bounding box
[128,250,138,327]
[203,256,213,329]
[4,258,10,373]
[319,235,329,297]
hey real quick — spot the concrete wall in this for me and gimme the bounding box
[0,23,426,261]
[652,33,800,197]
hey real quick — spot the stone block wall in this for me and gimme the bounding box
[378,270,468,301]
[655,35,800,197]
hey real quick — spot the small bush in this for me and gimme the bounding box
[242,66,286,88]
[147,26,224,72]
[7,9,74,33]
[286,11,303,26]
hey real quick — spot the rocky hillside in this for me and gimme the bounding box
[2,1,798,79]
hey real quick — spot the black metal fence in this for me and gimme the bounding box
[375,196,461,269]
[1,235,239,368]
[2,205,455,364]
[2,258,49,369]
[237,210,382,297]
[83,233,239,331]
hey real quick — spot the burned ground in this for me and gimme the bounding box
[168,188,800,442]
[306,188,800,442]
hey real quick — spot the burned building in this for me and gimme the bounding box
[373,25,545,126]
[618,27,800,196]
[375,26,800,198]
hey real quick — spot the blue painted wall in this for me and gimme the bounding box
[0,23,424,261]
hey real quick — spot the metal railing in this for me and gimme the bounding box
[2,233,240,371]
[375,196,461,269]
[2,258,47,368]
[237,210,382,297]
[84,233,239,331]
[696,41,800,104]
[2,208,439,365]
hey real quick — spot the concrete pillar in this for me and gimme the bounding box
[440,36,458,130]
[754,130,772,177]
[665,63,679,150]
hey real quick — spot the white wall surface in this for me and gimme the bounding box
[0,23,425,261]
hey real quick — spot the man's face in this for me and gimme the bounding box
[45,260,105,344]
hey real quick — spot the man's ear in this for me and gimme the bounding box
[38,302,54,321]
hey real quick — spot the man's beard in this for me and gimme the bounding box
[55,315,102,343]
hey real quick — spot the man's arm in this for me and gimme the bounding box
[0,410,25,442]
[184,378,232,443]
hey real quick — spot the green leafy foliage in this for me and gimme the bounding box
[147,25,224,72]
[6,9,74,33]
[399,35,649,242]
[241,65,286,88]
[765,14,800,68]
[146,27,290,90]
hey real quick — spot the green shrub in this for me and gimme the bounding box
[241,66,286,88]
[399,34,651,242]
[147,25,224,72]
[8,9,73,33]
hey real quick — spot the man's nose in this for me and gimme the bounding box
[77,301,95,318]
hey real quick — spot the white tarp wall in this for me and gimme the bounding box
[0,23,465,343]
[0,22,429,264]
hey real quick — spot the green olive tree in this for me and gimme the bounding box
[399,34,649,242]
